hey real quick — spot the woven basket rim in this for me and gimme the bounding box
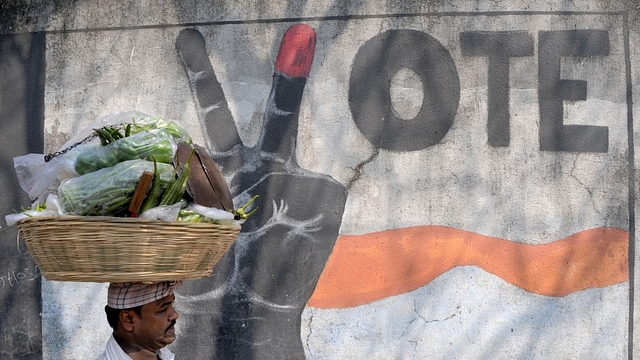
[16,214,241,282]
[16,215,242,230]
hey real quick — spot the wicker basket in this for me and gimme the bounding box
[16,215,241,283]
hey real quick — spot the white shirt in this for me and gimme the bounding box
[96,334,176,360]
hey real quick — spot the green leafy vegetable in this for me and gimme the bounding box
[159,148,195,206]
[129,115,192,145]
[59,159,175,216]
[75,129,176,175]
[234,195,259,220]
[139,156,162,214]
[177,209,234,225]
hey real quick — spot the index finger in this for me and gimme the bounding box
[176,28,241,153]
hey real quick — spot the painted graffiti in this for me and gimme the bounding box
[0,10,629,359]
[0,266,39,291]
[352,29,610,152]
[170,22,627,359]
[174,25,347,359]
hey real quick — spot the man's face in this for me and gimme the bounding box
[132,293,179,350]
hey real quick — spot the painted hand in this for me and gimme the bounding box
[174,25,347,358]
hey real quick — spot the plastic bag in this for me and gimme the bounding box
[13,110,191,201]
[129,113,192,145]
[138,201,185,221]
[177,203,239,225]
[14,142,101,201]
[74,129,177,175]
[57,110,191,151]
[5,194,64,226]
[186,203,234,221]
[58,159,175,216]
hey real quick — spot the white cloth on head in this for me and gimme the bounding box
[95,334,175,360]
[107,281,182,309]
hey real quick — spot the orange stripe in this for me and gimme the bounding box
[307,226,628,308]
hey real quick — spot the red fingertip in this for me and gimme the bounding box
[275,24,316,78]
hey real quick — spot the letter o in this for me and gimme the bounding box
[349,29,460,151]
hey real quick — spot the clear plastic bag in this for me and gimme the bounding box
[14,142,100,201]
[139,201,186,221]
[56,110,191,150]
[58,159,174,216]
[4,194,64,226]
[13,110,191,202]
[186,203,235,221]
[176,203,240,225]
[74,129,177,175]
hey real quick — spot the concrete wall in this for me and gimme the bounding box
[1,1,638,359]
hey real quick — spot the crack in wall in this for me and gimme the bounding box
[401,301,457,338]
[568,156,599,214]
[304,311,314,358]
[346,147,380,190]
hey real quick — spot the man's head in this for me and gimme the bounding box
[104,281,181,352]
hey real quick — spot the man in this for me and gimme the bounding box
[96,281,181,360]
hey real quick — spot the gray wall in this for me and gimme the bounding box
[1,1,639,359]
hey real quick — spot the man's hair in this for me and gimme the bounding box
[104,305,142,330]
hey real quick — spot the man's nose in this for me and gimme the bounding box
[170,306,179,320]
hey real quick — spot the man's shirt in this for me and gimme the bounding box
[96,334,175,360]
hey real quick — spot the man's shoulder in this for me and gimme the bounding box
[158,347,176,360]
[95,334,131,360]
[96,333,175,360]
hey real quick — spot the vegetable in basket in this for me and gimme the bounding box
[138,156,163,214]
[59,159,174,216]
[159,147,195,206]
[128,114,193,145]
[177,203,235,225]
[75,129,177,175]
[94,125,126,145]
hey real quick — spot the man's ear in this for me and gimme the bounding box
[118,310,136,332]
